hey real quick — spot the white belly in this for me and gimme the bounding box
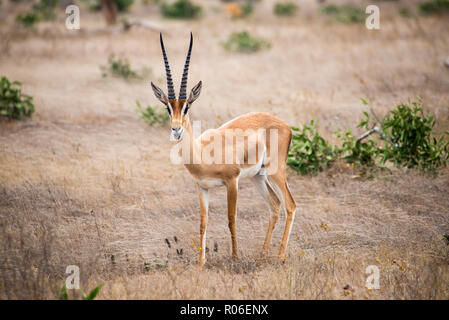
[196,178,225,189]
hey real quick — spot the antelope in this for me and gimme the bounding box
[150,33,297,267]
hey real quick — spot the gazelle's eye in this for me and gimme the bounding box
[183,104,189,115]
[165,105,172,116]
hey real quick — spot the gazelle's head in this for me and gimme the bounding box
[151,33,202,142]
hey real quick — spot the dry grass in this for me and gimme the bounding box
[1,0,449,299]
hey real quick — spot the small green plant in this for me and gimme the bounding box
[320,4,365,23]
[161,0,202,19]
[0,76,35,120]
[443,233,449,245]
[223,31,271,52]
[398,7,412,18]
[274,2,298,16]
[56,284,69,300]
[136,101,169,126]
[418,0,449,15]
[56,283,103,300]
[287,120,338,175]
[101,56,141,80]
[81,284,103,300]
[241,3,254,17]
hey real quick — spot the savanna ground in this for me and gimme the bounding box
[1,0,449,299]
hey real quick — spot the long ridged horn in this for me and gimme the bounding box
[179,32,193,100]
[160,33,175,100]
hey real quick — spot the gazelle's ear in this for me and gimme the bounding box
[188,81,202,104]
[151,82,168,105]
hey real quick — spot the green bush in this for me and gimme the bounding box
[84,0,133,13]
[0,76,35,120]
[86,0,102,12]
[16,0,58,27]
[418,0,449,15]
[223,31,271,52]
[376,100,449,172]
[287,120,338,175]
[33,0,58,19]
[161,0,202,19]
[274,2,298,16]
[241,3,254,17]
[101,56,141,80]
[287,100,449,175]
[136,101,169,126]
[16,12,39,28]
[320,4,365,23]
[115,0,134,12]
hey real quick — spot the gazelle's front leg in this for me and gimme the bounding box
[197,185,209,268]
[226,178,239,259]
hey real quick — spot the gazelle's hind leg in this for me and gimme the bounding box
[269,171,297,259]
[252,173,281,252]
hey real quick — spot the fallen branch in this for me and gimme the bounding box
[357,126,397,147]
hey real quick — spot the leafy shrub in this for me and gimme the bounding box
[241,3,253,16]
[136,101,169,126]
[16,12,39,28]
[86,0,102,12]
[223,31,271,52]
[287,100,449,175]
[287,120,338,175]
[101,56,141,80]
[0,76,35,120]
[115,0,134,12]
[320,4,365,23]
[376,100,449,173]
[161,0,202,19]
[33,0,58,19]
[274,2,298,16]
[85,0,133,12]
[418,0,449,15]
[16,0,57,27]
